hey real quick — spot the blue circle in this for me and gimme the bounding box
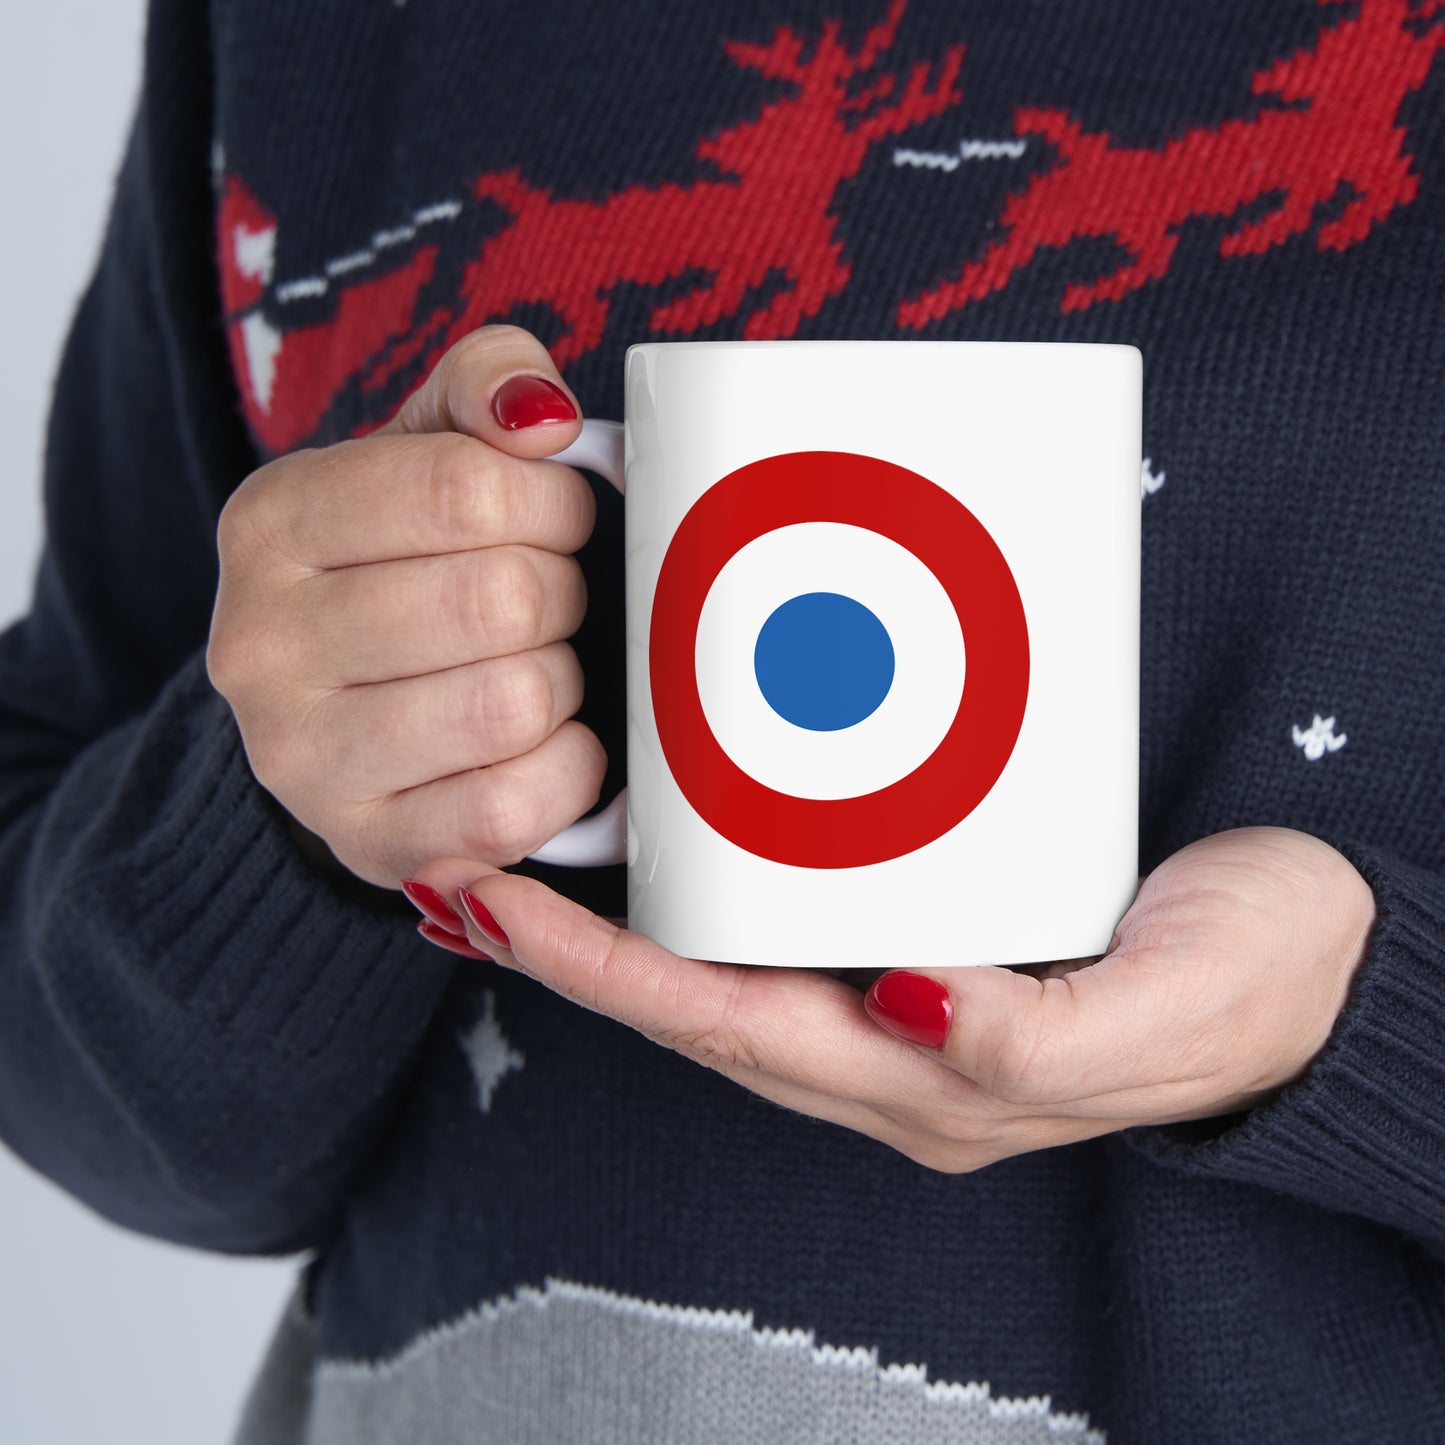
[753,592,895,732]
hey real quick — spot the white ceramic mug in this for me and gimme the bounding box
[536,340,1140,969]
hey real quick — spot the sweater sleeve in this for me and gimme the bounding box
[1127,843,1445,1253]
[0,0,453,1254]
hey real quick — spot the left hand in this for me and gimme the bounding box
[405,827,1375,1172]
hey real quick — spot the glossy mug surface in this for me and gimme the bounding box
[546,340,1140,969]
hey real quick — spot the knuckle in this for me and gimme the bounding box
[204,622,243,696]
[430,331,492,402]
[425,438,536,546]
[549,476,598,556]
[572,720,609,790]
[214,482,266,575]
[453,323,537,363]
[891,1105,1012,1174]
[551,555,588,634]
[905,1139,992,1175]
[243,695,339,819]
[205,611,292,701]
[981,1016,1069,1107]
[653,972,758,1075]
[451,720,605,866]
[937,1105,1008,1156]
[438,327,494,378]
[436,327,547,415]
[898,1137,960,1173]
[463,770,545,865]
[566,922,630,1016]
[871,1094,1006,1174]
[215,452,312,569]
[547,721,607,815]
[478,657,555,757]
[479,548,544,650]
[216,460,273,540]
[552,643,587,719]
[213,489,248,566]
[425,433,503,535]
[350,795,407,881]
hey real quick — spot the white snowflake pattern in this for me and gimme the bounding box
[459,991,525,1114]
[1292,714,1348,761]
[1141,457,1166,497]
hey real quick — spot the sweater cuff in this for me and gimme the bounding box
[52,651,447,1062]
[1127,843,1445,1246]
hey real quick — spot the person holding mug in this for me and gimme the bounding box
[3,0,1442,1440]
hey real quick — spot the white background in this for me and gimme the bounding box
[0,6,295,1441]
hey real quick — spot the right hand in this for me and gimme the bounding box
[408,826,1372,1172]
[207,325,604,888]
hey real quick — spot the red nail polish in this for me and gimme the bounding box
[864,971,953,1050]
[491,374,577,430]
[458,888,511,950]
[417,919,494,961]
[401,879,466,935]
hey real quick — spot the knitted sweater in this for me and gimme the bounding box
[2,0,1443,1440]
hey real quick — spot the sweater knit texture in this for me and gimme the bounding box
[1,1,1443,1440]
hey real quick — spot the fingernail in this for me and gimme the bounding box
[458,888,511,950]
[864,971,953,1050]
[417,918,494,961]
[401,879,466,935]
[491,374,577,430]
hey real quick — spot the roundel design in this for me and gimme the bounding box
[649,451,1030,869]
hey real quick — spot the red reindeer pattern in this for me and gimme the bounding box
[375,0,963,384]
[898,0,1445,327]
[217,0,1442,456]
[222,0,962,454]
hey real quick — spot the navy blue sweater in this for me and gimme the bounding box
[2,0,1444,1439]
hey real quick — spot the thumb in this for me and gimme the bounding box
[378,323,583,458]
[864,957,1178,1110]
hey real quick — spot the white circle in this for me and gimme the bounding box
[693,523,965,800]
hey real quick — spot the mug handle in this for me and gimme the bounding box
[526,419,628,867]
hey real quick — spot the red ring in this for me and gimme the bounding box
[649,451,1029,868]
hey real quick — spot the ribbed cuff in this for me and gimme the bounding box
[52,652,449,1063]
[1128,844,1445,1246]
